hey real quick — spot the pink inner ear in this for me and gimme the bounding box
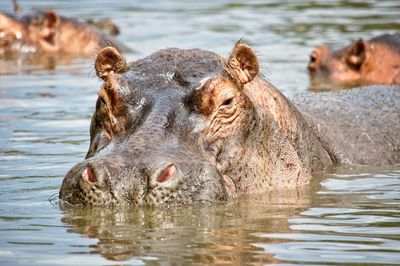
[156,165,176,183]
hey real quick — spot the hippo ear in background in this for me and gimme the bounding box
[38,10,60,47]
[225,41,259,87]
[42,10,60,29]
[345,39,366,69]
[95,47,127,80]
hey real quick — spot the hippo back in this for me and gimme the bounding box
[292,86,400,166]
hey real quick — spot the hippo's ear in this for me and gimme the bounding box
[36,10,60,47]
[95,47,127,80]
[42,10,60,29]
[345,39,366,69]
[225,42,259,87]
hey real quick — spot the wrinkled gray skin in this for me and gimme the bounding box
[294,86,400,165]
[59,44,400,206]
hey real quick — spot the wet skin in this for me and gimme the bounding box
[59,43,400,206]
[308,33,400,90]
[0,10,131,56]
[85,18,120,36]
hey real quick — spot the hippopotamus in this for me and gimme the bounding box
[0,9,131,55]
[59,42,400,206]
[308,33,400,89]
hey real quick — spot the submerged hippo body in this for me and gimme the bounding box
[308,34,400,90]
[0,10,131,56]
[59,43,400,206]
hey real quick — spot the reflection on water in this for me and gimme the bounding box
[59,187,313,264]
[3,167,400,265]
[1,0,400,265]
[256,167,400,265]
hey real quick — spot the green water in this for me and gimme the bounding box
[1,1,399,265]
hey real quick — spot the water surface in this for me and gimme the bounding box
[1,0,400,265]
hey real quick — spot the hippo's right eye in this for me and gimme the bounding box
[221,97,233,107]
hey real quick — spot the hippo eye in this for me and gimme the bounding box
[221,97,233,107]
[219,89,236,109]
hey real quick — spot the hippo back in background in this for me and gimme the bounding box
[294,85,400,165]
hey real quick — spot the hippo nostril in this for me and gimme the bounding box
[82,166,96,183]
[156,164,176,183]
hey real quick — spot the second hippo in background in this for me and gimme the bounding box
[308,33,400,90]
[0,9,132,56]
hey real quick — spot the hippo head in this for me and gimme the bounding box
[0,13,27,54]
[308,39,371,88]
[59,42,265,206]
[0,10,60,54]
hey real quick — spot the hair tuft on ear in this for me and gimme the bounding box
[225,41,259,87]
[95,46,127,80]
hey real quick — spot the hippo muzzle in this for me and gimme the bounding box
[60,148,229,206]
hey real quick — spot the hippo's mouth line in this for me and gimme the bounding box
[59,188,85,207]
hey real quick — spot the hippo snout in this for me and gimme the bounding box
[60,156,229,206]
[308,45,331,72]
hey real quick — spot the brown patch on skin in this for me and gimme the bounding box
[192,77,238,116]
[309,34,400,89]
[94,47,129,137]
[191,43,260,143]
[203,80,249,143]
[98,80,124,136]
